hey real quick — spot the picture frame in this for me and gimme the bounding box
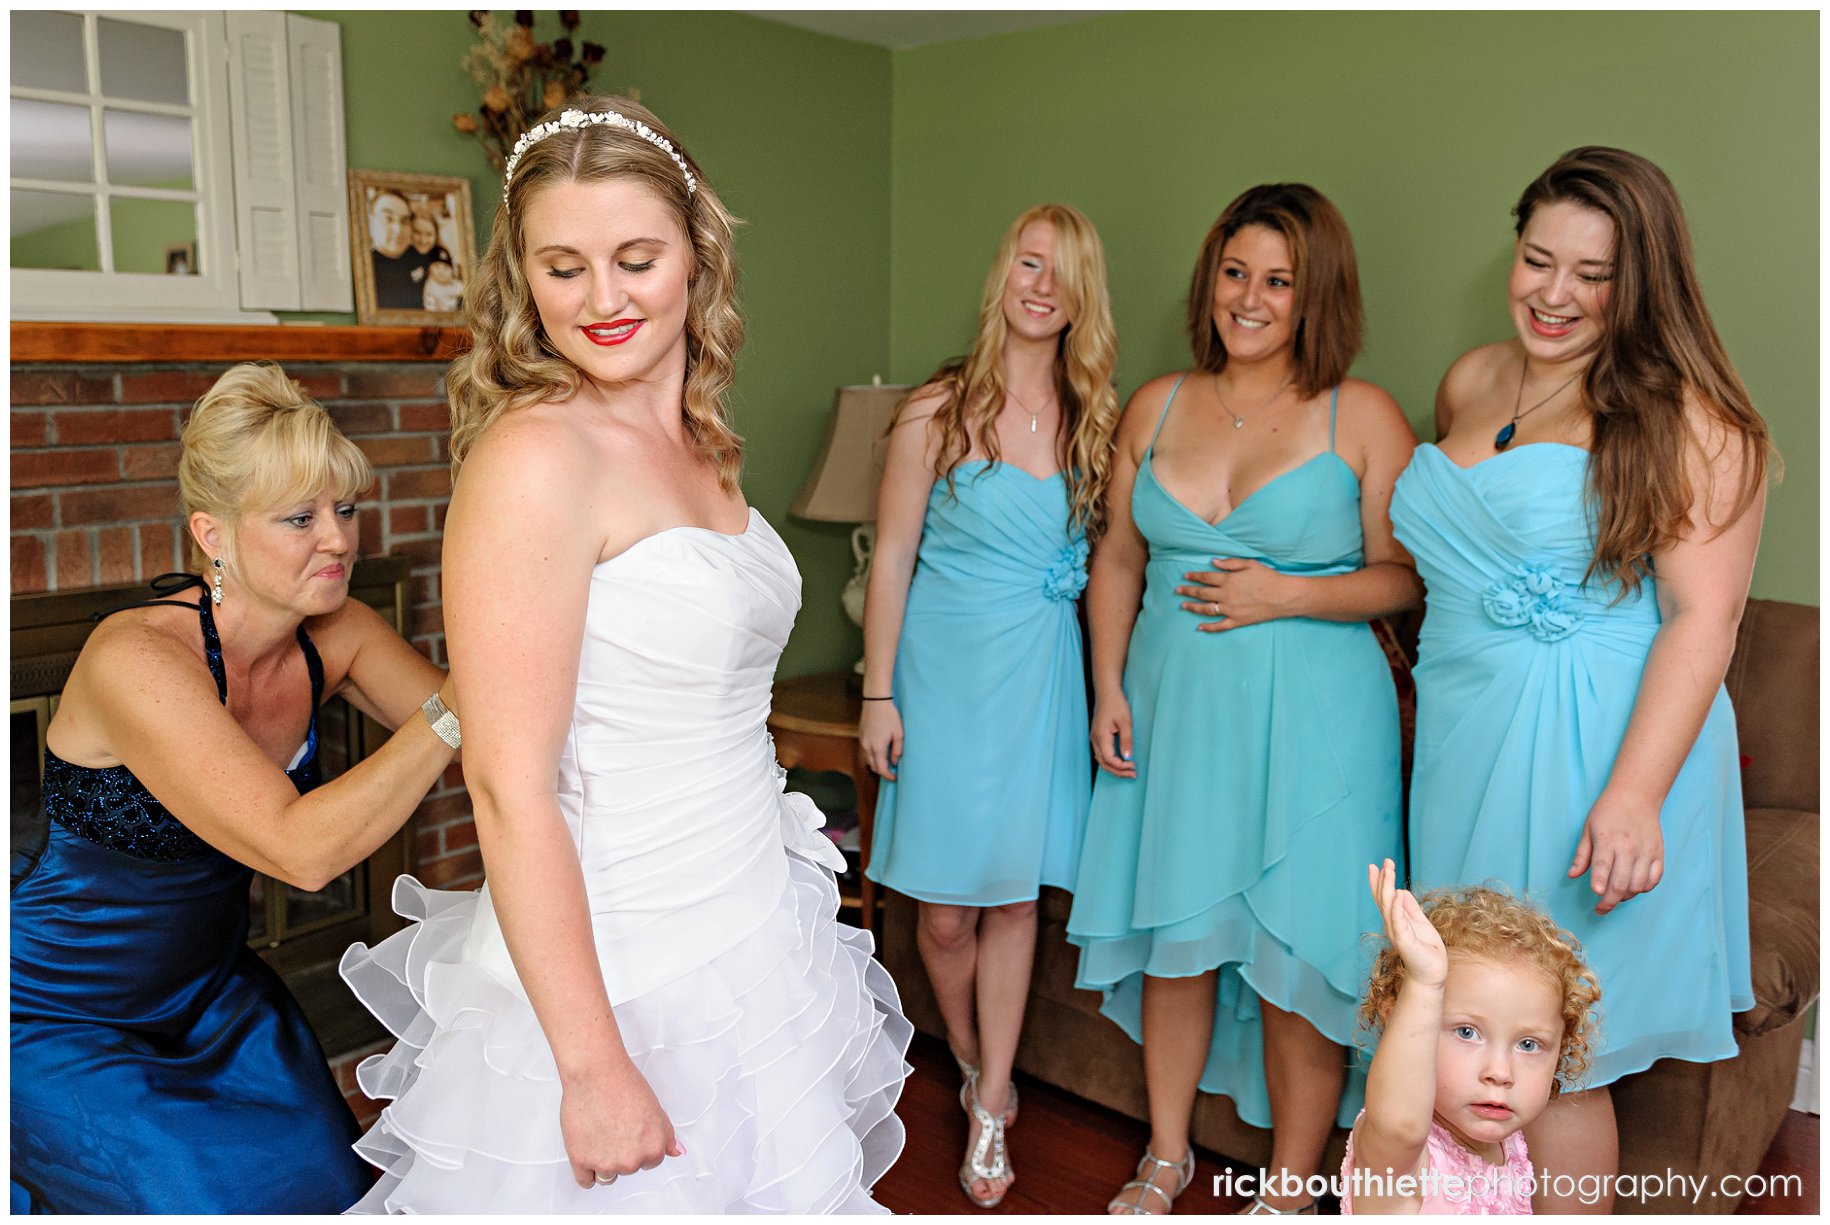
[163,241,196,276]
[347,169,477,326]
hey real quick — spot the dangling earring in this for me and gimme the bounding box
[210,557,225,606]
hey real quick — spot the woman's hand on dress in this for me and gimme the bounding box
[1568,789,1665,916]
[1369,858,1447,990]
[1177,558,1294,631]
[561,1061,685,1189]
[858,699,903,780]
[1090,692,1136,778]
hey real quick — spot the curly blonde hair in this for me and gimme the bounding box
[909,203,1121,542]
[1360,884,1602,1097]
[446,94,745,489]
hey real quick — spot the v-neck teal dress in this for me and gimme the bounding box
[865,461,1091,907]
[1066,375,1403,1129]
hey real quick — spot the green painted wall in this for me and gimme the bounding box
[302,11,893,674]
[296,11,1813,676]
[889,10,1818,605]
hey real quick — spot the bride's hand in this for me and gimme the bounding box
[560,1061,685,1189]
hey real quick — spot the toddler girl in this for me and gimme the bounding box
[1342,861,1600,1214]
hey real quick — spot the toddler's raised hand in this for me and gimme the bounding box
[1368,859,1447,990]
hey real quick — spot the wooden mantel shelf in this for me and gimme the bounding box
[11,322,470,365]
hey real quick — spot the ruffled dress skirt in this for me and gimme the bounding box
[340,837,912,1213]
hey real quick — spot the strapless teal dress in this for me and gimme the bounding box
[1066,379,1403,1129]
[866,461,1091,906]
[1392,442,1752,1084]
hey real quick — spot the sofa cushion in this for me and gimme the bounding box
[1736,806,1819,1036]
[1724,599,1818,814]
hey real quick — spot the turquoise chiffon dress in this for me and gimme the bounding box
[1066,377,1404,1129]
[865,460,1091,906]
[1391,442,1752,1084]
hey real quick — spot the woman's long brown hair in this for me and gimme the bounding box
[1515,147,1773,594]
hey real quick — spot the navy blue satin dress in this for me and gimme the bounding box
[10,581,372,1213]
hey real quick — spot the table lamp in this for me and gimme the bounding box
[790,380,910,672]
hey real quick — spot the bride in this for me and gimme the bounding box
[341,97,911,1212]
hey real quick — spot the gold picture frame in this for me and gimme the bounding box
[347,169,477,326]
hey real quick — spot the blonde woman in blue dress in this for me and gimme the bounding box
[1067,184,1421,1214]
[861,203,1119,1208]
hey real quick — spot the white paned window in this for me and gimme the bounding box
[10,10,351,322]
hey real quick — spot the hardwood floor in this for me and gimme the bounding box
[874,1033,1820,1215]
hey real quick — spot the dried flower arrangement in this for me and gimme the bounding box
[454,11,617,173]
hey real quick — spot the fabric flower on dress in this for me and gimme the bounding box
[1042,539,1090,602]
[1482,562,1584,643]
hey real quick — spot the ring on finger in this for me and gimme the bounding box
[594,1173,618,1186]
[1209,601,1221,616]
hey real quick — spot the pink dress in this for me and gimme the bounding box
[1340,1110,1534,1214]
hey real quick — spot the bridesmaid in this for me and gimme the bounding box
[1394,146,1772,1212]
[1066,184,1420,1215]
[861,203,1119,1208]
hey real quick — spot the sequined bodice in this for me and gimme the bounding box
[38,577,324,864]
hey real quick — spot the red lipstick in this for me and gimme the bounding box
[581,319,642,346]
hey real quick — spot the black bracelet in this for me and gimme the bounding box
[861,695,893,701]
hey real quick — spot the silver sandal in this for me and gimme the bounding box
[949,1043,1018,1124]
[1109,1146,1196,1215]
[958,1072,1015,1209]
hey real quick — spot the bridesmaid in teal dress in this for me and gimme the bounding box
[1393,147,1773,1213]
[861,203,1119,1208]
[1067,184,1421,1215]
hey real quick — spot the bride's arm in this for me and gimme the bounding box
[443,414,681,1187]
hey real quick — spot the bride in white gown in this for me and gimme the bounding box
[340,96,911,1213]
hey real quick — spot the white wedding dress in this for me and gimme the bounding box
[340,510,912,1213]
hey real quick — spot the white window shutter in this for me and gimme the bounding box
[286,14,350,311]
[225,10,299,309]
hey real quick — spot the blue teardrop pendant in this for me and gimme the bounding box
[1493,421,1517,451]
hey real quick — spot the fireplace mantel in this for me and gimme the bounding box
[11,321,469,365]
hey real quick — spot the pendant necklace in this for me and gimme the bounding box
[1006,386,1050,433]
[1213,371,1293,429]
[1495,357,1582,451]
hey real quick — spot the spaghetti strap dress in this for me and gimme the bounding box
[865,461,1091,906]
[10,576,371,1213]
[1066,376,1404,1129]
[1391,442,1752,1083]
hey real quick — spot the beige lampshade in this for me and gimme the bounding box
[790,383,910,523]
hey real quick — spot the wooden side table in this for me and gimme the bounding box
[767,671,881,939]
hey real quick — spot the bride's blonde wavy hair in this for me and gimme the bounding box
[910,203,1121,541]
[446,95,745,488]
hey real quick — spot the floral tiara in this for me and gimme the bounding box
[502,108,697,205]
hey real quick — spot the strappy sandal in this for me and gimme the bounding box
[1109,1146,1196,1215]
[950,1044,1018,1124]
[1242,1195,1317,1214]
[959,1072,1016,1209]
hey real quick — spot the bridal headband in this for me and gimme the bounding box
[502,108,697,205]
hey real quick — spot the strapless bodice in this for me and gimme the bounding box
[1392,443,1660,656]
[461,509,843,1004]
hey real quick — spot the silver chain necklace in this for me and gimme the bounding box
[1006,385,1053,434]
[1213,371,1293,430]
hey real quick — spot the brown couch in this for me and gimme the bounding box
[880,597,1818,1213]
